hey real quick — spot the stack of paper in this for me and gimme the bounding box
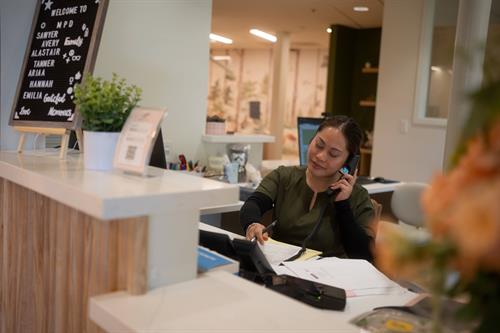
[258,238,321,266]
[279,257,403,297]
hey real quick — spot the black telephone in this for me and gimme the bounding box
[327,154,360,197]
[340,154,360,176]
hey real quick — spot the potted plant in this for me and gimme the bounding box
[74,73,142,170]
[206,115,226,135]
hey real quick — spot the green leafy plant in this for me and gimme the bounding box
[74,73,142,132]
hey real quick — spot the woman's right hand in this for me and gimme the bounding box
[245,223,269,245]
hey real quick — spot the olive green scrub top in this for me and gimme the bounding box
[255,166,375,256]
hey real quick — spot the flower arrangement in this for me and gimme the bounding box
[376,78,500,333]
[74,73,142,132]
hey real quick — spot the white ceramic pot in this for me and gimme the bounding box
[83,131,120,171]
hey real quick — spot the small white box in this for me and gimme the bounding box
[206,121,226,135]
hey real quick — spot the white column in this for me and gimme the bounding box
[443,0,491,169]
[148,209,199,289]
[264,32,290,160]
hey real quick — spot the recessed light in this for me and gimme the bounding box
[326,27,332,33]
[353,6,369,12]
[209,33,233,44]
[249,29,277,43]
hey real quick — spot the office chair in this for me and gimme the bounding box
[377,183,430,293]
[390,182,428,228]
[368,199,382,239]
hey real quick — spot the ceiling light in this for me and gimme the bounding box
[353,6,369,12]
[431,66,442,72]
[249,29,277,43]
[212,55,231,61]
[326,27,332,33]
[209,33,233,44]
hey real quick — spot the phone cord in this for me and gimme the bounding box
[284,197,331,261]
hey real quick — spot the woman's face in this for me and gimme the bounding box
[307,126,349,178]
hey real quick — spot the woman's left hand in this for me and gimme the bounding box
[329,172,357,201]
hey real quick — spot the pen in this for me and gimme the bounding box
[251,220,277,242]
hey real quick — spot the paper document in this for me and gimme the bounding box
[271,264,297,276]
[258,240,300,265]
[282,257,403,297]
[258,238,322,265]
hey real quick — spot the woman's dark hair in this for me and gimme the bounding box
[316,115,363,156]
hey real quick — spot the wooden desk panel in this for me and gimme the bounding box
[0,179,147,333]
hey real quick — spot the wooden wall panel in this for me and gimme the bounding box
[0,178,148,333]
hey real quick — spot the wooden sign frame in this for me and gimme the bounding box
[9,0,109,157]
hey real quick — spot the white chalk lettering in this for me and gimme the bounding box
[29,80,53,88]
[36,30,58,39]
[48,107,72,117]
[64,36,83,47]
[31,48,60,57]
[56,20,73,29]
[22,91,42,100]
[43,93,66,105]
[51,6,78,17]
[41,39,60,48]
[33,59,55,68]
[19,106,31,115]
[28,69,46,77]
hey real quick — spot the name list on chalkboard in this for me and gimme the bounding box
[10,0,106,127]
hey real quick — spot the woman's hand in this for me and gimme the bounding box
[329,172,357,201]
[245,223,269,245]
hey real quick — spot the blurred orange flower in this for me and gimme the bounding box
[375,78,500,333]
[376,120,500,285]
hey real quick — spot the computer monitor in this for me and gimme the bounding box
[297,117,323,166]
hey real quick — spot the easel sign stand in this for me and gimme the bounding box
[14,126,83,159]
[8,0,108,159]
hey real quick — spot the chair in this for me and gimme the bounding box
[390,182,428,228]
[378,183,430,293]
[368,198,382,239]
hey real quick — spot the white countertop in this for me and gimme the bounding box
[202,134,275,143]
[199,201,244,215]
[362,182,401,194]
[90,270,417,333]
[0,150,239,220]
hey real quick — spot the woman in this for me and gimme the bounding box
[240,116,375,261]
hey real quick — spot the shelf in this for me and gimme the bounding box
[361,67,379,74]
[360,148,372,154]
[202,134,275,144]
[359,100,376,107]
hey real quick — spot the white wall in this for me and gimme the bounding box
[0,0,39,150]
[93,0,212,162]
[371,0,447,183]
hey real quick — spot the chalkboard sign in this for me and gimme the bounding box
[9,0,108,129]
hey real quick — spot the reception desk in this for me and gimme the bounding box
[88,223,418,332]
[0,151,238,333]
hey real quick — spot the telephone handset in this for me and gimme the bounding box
[327,154,360,197]
[340,154,360,176]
